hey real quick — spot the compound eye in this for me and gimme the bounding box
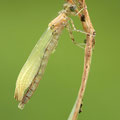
[69,5,76,12]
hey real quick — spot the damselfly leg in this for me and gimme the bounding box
[69,18,92,36]
[66,23,85,49]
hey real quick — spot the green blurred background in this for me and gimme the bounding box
[0,0,119,120]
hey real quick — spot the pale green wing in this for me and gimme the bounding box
[14,27,53,101]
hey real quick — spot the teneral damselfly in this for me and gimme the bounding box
[14,2,87,109]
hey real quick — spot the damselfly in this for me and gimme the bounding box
[14,2,87,109]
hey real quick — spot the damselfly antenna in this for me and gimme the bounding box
[75,6,87,16]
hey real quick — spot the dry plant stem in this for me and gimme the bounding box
[68,0,96,119]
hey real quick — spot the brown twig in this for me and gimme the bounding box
[67,0,96,119]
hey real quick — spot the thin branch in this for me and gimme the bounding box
[67,0,96,120]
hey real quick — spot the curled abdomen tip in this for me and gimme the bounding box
[18,102,24,110]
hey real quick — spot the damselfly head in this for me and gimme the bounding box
[63,3,77,15]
